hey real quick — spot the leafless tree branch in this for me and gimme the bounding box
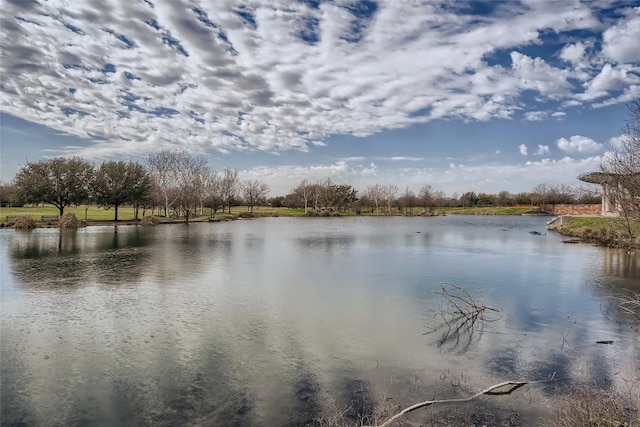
[372,373,557,427]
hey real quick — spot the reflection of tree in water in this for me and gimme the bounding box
[146,225,233,283]
[600,248,640,283]
[296,234,356,253]
[584,248,640,326]
[9,227,154,288]
[331,369,376,424]
[95,226,151,251]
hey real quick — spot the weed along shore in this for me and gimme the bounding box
[549,216,640,249]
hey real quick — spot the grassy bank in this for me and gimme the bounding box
[435,206,535,215]
[556,217,640,248]
[1,204,541,225]
[0,205,138,221]
[0,205,309,222]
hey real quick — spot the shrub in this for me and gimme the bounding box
[140,215,157,226]
[14,215,35,229]
[551,385,639,427]
[59,212,80,228]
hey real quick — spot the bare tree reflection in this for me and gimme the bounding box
[424,283,501,353]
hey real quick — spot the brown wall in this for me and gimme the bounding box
[547,204,601,216]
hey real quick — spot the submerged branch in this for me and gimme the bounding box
[373,373,557,427]
[425,283,501,351]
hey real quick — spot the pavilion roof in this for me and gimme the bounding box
[578,171,639,184]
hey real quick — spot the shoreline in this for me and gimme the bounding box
[5,212,637,251]
[1,211,534,230]
[549,216,640,249]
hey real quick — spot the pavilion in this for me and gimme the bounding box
[578,171,638,217]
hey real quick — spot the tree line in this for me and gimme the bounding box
[1,149,606,222]
[276,181,601,214]
[0,149,606,222]
[1,150,269,223]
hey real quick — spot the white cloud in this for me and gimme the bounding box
[559,42,586,64]
[510,52,573,95]
[374,156,424,162]
[602,6,640,63]
[523,111,547,121]
[592,84,640,108]
[239,155,603,197]
[578,63,640,101]
[519,144,529,155]
[556,135,602,154]
[607,134,631,150]
[535,144,550,155]
[0,0,633,160]
[551,111,566,119]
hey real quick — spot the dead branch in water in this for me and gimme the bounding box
[371,373,557,427]
[424,283,501,351]
[615,292,640,319]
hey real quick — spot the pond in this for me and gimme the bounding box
[1,216,638,425]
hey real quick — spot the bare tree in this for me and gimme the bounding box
[365,184,383,213]
[496,190,512,207]
[294,179,313,213]
[319,178,334,209]
[220,168,239,214]
[242,179,270,213]
[202,170,223,217]
[173,154,208,223]
[531,183,553,210]
[600,100,640,236]
[148,150,180,217]
[418,184,433,211]
[398,187,417,214]
[383,184,399,214]
[310,181,323,211]
[433,190,447,208]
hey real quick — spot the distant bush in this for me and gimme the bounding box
[14,215,35,229]
[140,215,157,226]
[59,213,80,228]
[238,212,254,218]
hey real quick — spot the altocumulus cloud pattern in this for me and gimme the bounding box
[1,0,639,159]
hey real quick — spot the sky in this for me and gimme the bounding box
[1,0,639,196]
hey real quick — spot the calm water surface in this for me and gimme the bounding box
[1,216,638,425]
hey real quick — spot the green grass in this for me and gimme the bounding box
[225,206,306,217]
[0,205,311,221]
[435,206,533,215]
[1,204,538,223]
[562,216,640,235]
[558,216,640,248]
[0,205,137,221]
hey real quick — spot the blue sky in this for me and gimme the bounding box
[1,0,639,196]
